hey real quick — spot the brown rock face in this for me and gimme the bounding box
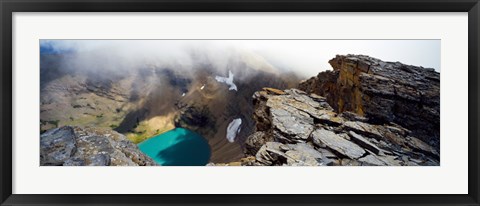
[242,88,439,166]
[299,55,440,148]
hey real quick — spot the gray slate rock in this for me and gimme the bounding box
[40,126,157,166]
[255,142,332,166]
[358,155,387,166]
[348,131,381,154]
[40,127,77,165]
[312,129,366,159]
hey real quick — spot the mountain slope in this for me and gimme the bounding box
[40,49,301,163]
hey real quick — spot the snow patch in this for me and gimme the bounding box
[215,70,238,91]
[182,93,186,97]
[226,118,242,143]
[200,84,205,90]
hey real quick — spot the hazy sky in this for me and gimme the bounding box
[40,40,440,78]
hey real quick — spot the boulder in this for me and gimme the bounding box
[40,126,157,166]
[40,127,77,165]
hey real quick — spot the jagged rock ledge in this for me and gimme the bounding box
[40,126,157,166]
[235,87,439,166]
[299,55,440,149]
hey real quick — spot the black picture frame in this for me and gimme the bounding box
[1,0,479,205]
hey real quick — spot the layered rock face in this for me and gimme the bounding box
[242,88,439,166]
[299,55,440,148]
[40,126,157,166]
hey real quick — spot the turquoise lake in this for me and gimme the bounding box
[138,128,211,166]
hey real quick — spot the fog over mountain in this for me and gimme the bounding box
[40,40,440,163]
[41,40,440,76]
[41,40,302,163]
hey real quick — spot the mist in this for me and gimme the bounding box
[39,39,441,164]
[40,40,440,79]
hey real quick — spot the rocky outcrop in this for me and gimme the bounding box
[298,55,440,148]
[40,126,157,166]
[243,88,439,166]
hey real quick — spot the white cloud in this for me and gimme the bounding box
[41,39,440,78]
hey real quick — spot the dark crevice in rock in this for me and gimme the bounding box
[354,150,370,160]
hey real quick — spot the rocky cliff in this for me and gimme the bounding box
[240,88,439,166]
[40,126,157,166]
[298,55,440,149]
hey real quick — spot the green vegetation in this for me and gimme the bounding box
[40,119,60,133]
[127,125,173,144]
[127,132,150,144]
[40,119,60,128]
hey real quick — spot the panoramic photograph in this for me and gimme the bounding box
[39,40,440,166]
